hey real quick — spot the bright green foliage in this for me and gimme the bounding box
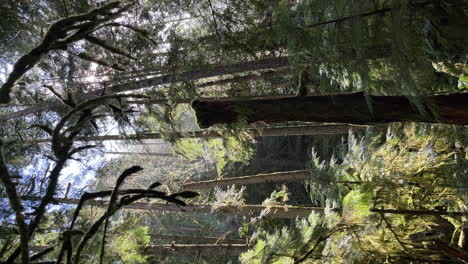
[109,226,150,264]
[307,123,468,263]
[207,135,254,175]
[341,185,372,223]
[262,185,290,206]
[240,212,339,264]
[207,138,229,175]
[174,138,204,161]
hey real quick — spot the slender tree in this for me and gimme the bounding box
[20,195,322,219]
[151,234,245,244]
[41,124,364,143]
[145,243,250,257]
[182,170,362,190]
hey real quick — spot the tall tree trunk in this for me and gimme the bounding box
[183,170,309,189]
[156,227,241,238]
[182,170,361,190]
[370,208,468,217]
[85,57,290,97]
[21,196,321,218]
[255,158,306,169]
[197,68,290,88]
[103,151,176,157]
[40,124,364,143]
[145,244,250,257]
[151,234,245,244]
[192,92,468,127]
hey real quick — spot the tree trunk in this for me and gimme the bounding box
[183,170,310,189]
[256,158,306,169]
[197,68,290,88]
[370,208,468,217]
[103,151,176,157]
[155,227,241,238]
[150,234,245,244]
[182,170,362,190]
[21,196,321,218]
[192,92,468,127]
[86,57,290,97]
[145,244,250,257]
[40,124,363,143]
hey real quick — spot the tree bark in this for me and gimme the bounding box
[145,244,250,257]
[182,170,362,190]
[150,234,245,244]
[156,227,241,238]
[20,196,322,218]
[255,158,306,169]
[183,170,310,189]
[85,57,290,97]
[192,92,468,127]
[370,208,468,217]
[39,124,363,143]
[103,151,176,157]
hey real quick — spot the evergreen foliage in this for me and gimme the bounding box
[0,0,467,263]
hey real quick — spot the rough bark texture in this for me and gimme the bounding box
[145,244,250,256]
[21,196,321,218]
[183,170,309,190]
[192,92,468,127]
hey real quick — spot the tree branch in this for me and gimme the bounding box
[0,140,30,264]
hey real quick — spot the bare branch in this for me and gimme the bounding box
[86,35,137,60]
[0,140,29,264]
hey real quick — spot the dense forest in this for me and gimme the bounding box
[0,0,467,263]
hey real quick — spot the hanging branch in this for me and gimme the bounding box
[99,23,159,46]
[0,141,29,264]
[99,166,143,264]
[30,247,54,262]
[0,1,134,104]
[71,170,198,264]
[85,35,137,60]
[3,93,146,264]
